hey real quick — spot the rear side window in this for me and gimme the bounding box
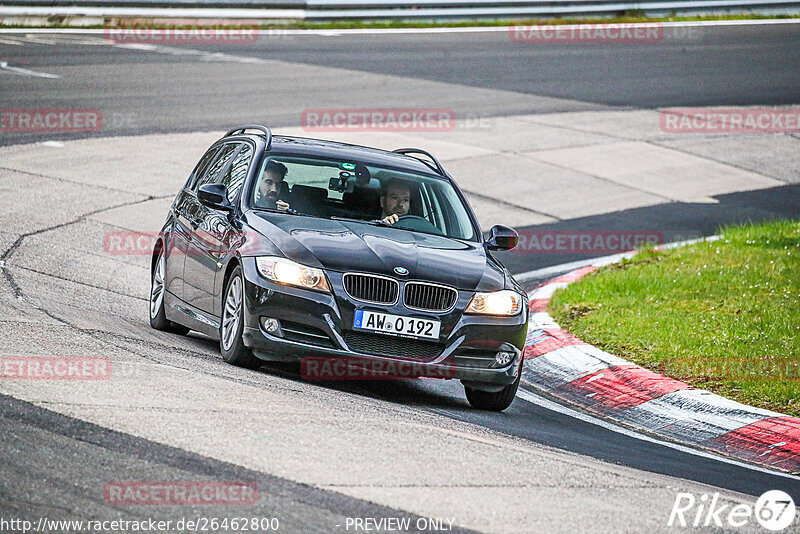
[193,143,239,191]
[221,144,253,202]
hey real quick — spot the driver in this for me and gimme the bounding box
[255,160,291,211]
[379,179,411,225]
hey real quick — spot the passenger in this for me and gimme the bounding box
[255,160,291,211]
[379,179,411,225]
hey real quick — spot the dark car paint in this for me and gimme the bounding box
[244,212,506,291]
[164,139,258,315]
[156,132,527,388]
[233,256,527,388]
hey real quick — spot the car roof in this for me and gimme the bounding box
[229,133,446,178]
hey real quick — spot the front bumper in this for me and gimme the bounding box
[238,257,527,387]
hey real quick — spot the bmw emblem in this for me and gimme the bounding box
[394,266,409,276]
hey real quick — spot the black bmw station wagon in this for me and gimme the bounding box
[150,125,528,411]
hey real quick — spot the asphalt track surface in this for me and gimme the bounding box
[1,22,800,533]
[1,24,800,144]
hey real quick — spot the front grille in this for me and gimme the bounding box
[403,282,458,312]
[343,331,443,361]
[281,321,334,348]
[343,273,399,305]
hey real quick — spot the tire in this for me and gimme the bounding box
[219,265,261,370]
[149,249,190,335]
[464,361,521,412]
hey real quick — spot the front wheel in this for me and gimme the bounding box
[464,363,521,412]
[220,266,261,369]
[149,249,189,335]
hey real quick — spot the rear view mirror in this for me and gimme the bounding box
[486,225,518,251]
[354,164,371,185]
[329,172,356,194]
[197,183,233,211]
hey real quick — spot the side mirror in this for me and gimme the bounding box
[485,225,518,251]
[197,183,233,211]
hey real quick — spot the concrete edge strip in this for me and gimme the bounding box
[515,387,800,480]
[519,236,800,474]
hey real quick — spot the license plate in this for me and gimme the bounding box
[353,310,440,341]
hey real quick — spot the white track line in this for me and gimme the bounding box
[516,253,632,284]
[516,387,800,481]
[516,235,720,284]
[0,18,799,35]
[0,60,60,78]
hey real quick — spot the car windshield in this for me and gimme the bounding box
[251,155,478,241]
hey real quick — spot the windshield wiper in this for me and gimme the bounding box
[329,216,389,227]
[330,216,452,239]
[253,206,305,216]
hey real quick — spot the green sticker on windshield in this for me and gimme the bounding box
[341,162,355,170]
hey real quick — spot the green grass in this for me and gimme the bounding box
[2,12,799,30]
[548,220,800,417]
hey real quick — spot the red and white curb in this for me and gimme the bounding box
[520,258,800,474]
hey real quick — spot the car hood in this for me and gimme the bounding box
[246,212,505,291]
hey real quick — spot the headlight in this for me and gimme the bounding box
[255,257,330,293]
[465,290,524,316]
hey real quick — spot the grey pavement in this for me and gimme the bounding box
[2,23,800,147]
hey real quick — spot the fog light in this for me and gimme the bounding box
[495,351,514,367]
[261,317,282,336]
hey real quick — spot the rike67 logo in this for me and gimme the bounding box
[669,490,796,531]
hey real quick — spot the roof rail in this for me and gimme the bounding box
[224,124,272,149]
[392,148,446,177]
